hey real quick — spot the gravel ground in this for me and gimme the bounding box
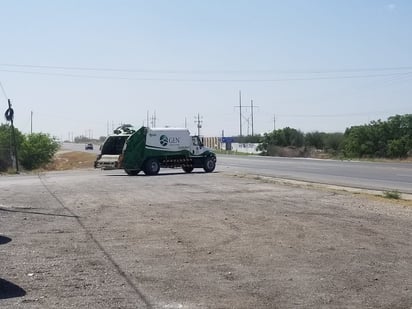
[1,168,411,308]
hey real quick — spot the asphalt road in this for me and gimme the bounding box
[218,155,412,194]
[62,142,412,194]
[62,142,100,154]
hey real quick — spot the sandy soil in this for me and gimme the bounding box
[43,151,97,171]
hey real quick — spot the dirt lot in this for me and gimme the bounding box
[1,157,412,308]
[43,151,97,171]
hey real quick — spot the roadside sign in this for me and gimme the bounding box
[221,137,234,143]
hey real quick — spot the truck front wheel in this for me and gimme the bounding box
[144,158,160,175]
[203,156,216,173]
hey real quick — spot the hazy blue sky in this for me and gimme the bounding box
[0,0,411,139]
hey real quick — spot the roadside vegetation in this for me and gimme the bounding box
[383,190,402,200]
[1,114,411,173]
[256,114,411,160]
[0,124,59,172]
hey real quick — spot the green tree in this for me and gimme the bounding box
[283,127,304,147]
[387,136,409,158]
[257,127,304,155]
[305,131,325,149]
[20,133,60,170]
[343,114,412,158]
[323,133,344,154]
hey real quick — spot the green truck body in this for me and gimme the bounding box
[120,126,216,175]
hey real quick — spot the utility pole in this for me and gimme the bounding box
[250,100,253,136]
[249,99,259,136]
[30,111,33,134]
[5,99,19,173]
[234,90,247,136]
[273,114,276,131]
[239,91,242,136]
[194,113,203,136]
[150,111,157,128]
[147,110,149,127]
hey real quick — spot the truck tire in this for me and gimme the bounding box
[203,156,216,173]
[144,158,160,175]
[182,166,194,173]
[125,169,140,176]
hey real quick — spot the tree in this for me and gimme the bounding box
[19,133,60,170]
[282,127,304,147]
[305,131,325,149]
[323,133,344,154]
[343,114,412,158]
[387,136,409,158]
[257,127,304,155]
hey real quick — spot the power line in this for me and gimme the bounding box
[0,81,8,99]
[1,68,411,83]
[1,63,412,74]
[278,110,409,118]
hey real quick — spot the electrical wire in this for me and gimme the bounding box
[1,63,412,75]
[1,68,411,82]
[0,81,8,99]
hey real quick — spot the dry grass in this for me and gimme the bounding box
[43,151,96,171]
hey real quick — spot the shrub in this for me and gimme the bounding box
[20,133,59,170]
[383,190,401,200]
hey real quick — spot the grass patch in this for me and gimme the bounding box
[214,149,256,156]
[383,190,401,200]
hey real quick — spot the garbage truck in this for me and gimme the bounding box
[94,124,136,169]
[119,126,216,175]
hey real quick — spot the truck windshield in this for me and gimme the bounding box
[101,136,129,155]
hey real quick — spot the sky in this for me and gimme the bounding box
[0,0,411,140]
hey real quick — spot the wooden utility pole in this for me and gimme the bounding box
[5,99,19,173]
[239,91,242,136]
[234,90,247,136]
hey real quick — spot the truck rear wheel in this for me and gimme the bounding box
[125,169,140,176]
[144,158,160,175]
[203,156,216,173]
